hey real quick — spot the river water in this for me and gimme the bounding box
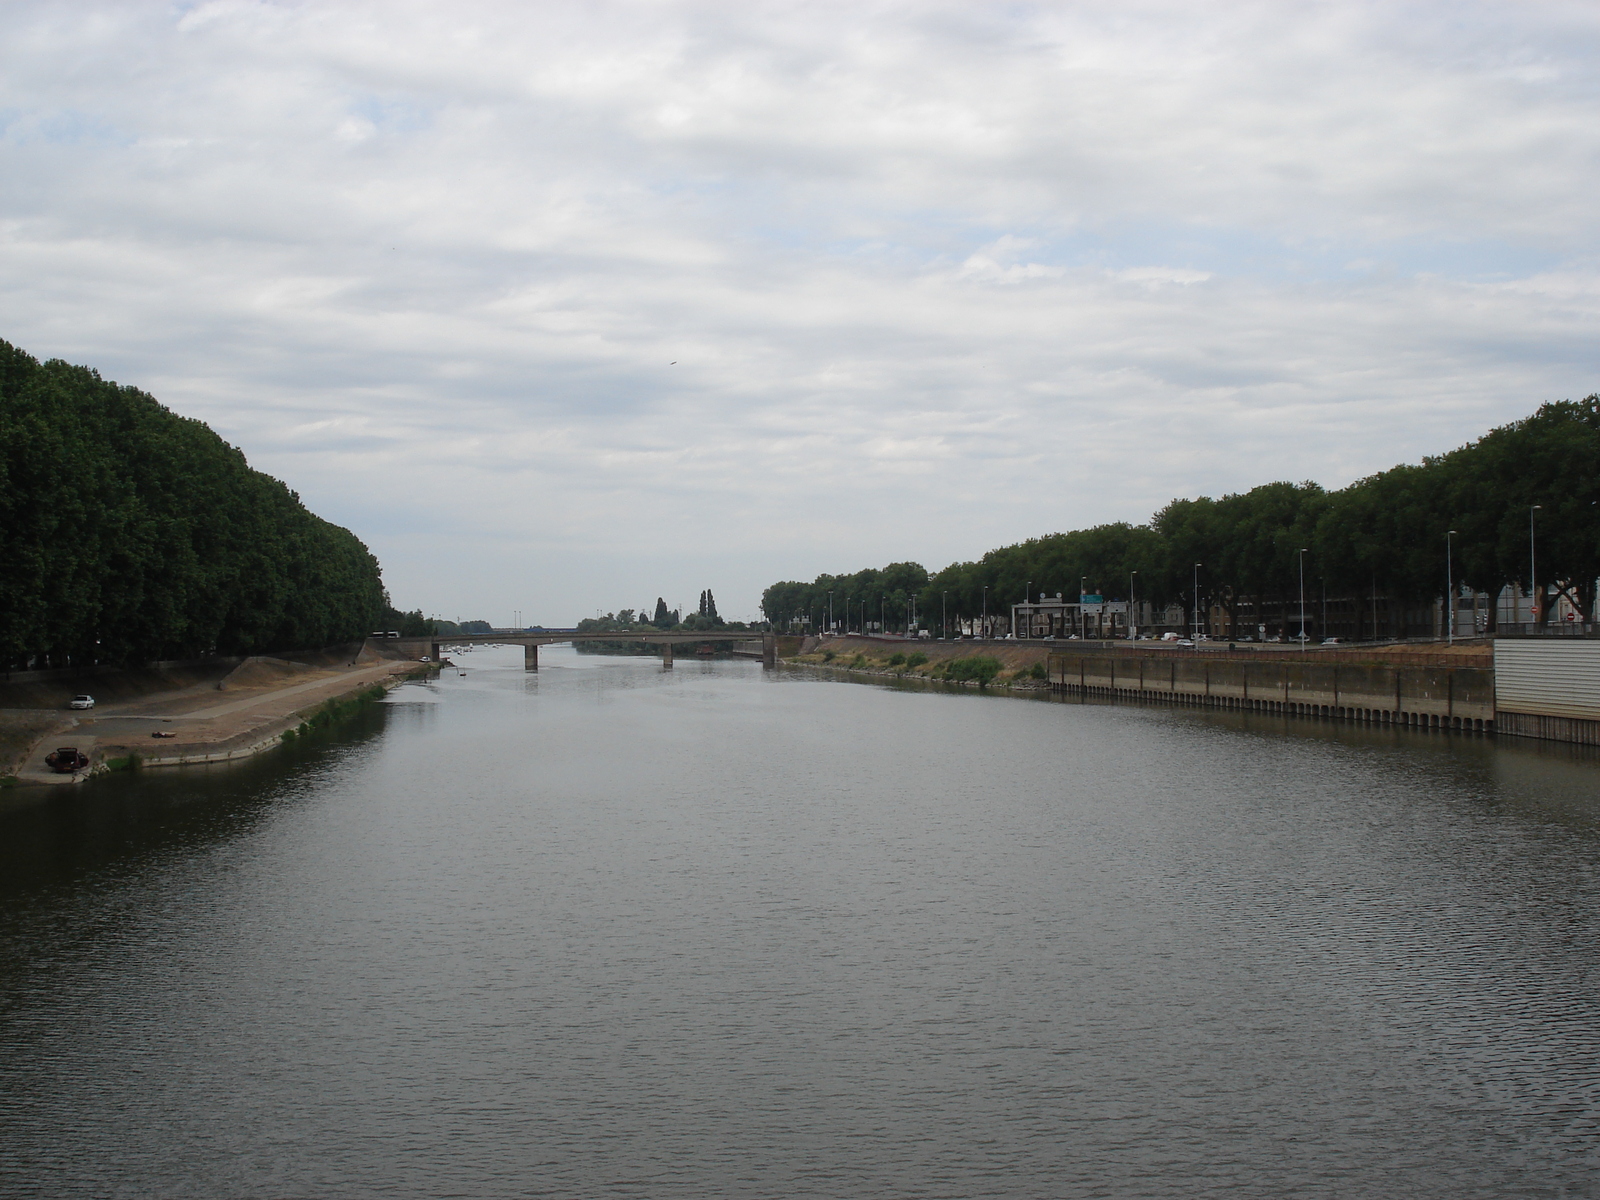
[3,644,1600,1198]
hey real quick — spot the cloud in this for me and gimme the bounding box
[1,0,1598,622]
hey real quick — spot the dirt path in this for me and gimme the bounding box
[7,658,430,787]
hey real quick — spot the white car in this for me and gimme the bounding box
[69,695,95,710]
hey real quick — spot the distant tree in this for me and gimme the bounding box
[653,597,672,629]
[760,397,1600,638]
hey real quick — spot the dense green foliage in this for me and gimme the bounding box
[1,338,387,668]
[764,400,1600,633]
[940,656,1002,685]
[575,602,751,641]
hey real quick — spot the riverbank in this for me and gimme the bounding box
[2,652,437,788]
[785,634,1494,692]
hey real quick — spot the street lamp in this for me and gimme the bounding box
[1297,549,1308,646]
[1446,530,1457,643]
[1021,579,1032,638]
[1128,570,1138,641]
[828,590,833,636]
[881,594,887,637]
[942,591,948,640]
[1193,563,1202,640]
[1530,504,1542,626]
[982,585,989,640]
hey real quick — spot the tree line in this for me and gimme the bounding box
[1,338,390,669]
[576,590,751,638]
[762,398,1600,636]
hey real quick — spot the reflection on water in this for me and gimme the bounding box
[2,644,1599,1198]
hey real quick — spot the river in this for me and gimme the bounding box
[2,644,1599,1197]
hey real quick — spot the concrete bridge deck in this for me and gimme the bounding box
[380,630,776,670]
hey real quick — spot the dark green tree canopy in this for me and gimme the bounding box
[1,338,387,668]
[763,399,1600,630]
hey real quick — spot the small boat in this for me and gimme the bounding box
[45,746,90,773]
[695,643,716,657]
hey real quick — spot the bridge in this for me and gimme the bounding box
[378,630,777,670]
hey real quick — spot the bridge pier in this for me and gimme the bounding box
[431,642,443,663]
[763,632,776,669]
[524,643,539,671]
[662,642,674,668]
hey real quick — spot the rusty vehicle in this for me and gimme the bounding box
[45,747,90,773]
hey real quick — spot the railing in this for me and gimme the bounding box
[1037,640,1491,667]
[1495,623,1599,638]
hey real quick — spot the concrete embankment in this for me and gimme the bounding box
[785,635,1500,732]
[1048,650,1494,732]
[3,646,435,788]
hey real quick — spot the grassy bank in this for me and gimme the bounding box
[789,638,1051,689]
[280,683,395,745]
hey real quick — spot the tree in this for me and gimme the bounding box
[760,397,1600,640]
[0,338,386,669]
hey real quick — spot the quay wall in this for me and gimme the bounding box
[1049,652,1495,732]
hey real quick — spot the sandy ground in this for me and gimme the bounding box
[5,654,433,787]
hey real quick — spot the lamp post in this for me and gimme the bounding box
[1193,563,1202,641]
[1530,504,1542,626]
[942,591,947,640]
[828,590,833,636]
[1446,530,1457,643]
[1021,580,1031,638]
[881,594,887,638]
[1297,549,1308,646]
[1129,570,1138,641]
[982,585,989,640]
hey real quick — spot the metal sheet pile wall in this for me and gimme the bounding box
[1048,653,1495,732]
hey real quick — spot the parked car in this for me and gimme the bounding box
[1176,638,1196,647]
[68,695,95,710]
[1321,637,1342,645]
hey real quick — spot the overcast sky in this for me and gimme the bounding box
[4,1,1598,624]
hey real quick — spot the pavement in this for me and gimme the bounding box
[9,659,426,786]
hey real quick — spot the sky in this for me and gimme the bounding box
[3,1,1599,626]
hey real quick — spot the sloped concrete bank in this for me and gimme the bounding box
[5,658,437,788]
[127,668,431,771]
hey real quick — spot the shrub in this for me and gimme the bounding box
[850,653,867,668]
[888,652,907,666]
[1029,662,1047,680]
[906,652,928,668]
[943,655,1002,686]
[822,650,836,662]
